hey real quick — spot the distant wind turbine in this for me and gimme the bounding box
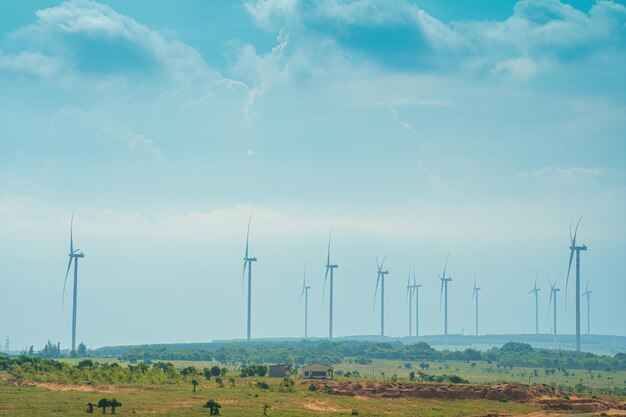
[323,230,338,339]
[62,212,85,355]
[581,279,592,336]
[374,256,389,337]
[406,266,420,337]
[406,268,415,337]
[242,214,257,341]
[566,217,587,352]
[528,270,541,335]
[413,272,421,337]
[548,278,560,345]
[471,273,481,337]
[299,268,311,339]
[439,252,452,346]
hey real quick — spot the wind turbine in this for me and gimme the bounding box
[581,280,592,336]
[374,256,389,337]
[566,217,587,352]
[413,273,421,337]
[471,273,481,337]
[528,270,541,335]
[242,214,257,341]
[439,252,452,346]
[62,212,85,355]
[548,278,560,344]
[299,268,311,339]
[406,266,419,337]
[323,230,338,339]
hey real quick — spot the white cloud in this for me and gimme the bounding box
[233,33,289,120]
[491,57,538,80]
[0,51,62,77]
[517,166,606,180]
[245,0,626,77]
[18,0,217,84]
[50,106,163,159]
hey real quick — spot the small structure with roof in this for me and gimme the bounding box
[300,362,333,380]
[269,360,292,378]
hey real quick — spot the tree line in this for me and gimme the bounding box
[94,341,626,371]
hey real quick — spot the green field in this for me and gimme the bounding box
[0,372,538,417]
[1,356,625,416]
[334,359,626,393]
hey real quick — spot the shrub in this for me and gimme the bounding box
[256,381,270,390]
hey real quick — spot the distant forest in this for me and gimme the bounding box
[91,341,626,371]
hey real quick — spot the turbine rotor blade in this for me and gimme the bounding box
[327,229,332,266]
[380,254,388,270]
[62,257,73,306]
[299,287,305,306]
[573,216,582,246]
[442,250,451,278]
[439,277,444,308]
[245,213,252,259]
[374,274,381,309]
[70,211,74,253]
[323,267,329,304]
[241,261,247,293]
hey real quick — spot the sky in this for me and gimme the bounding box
[1,0,625,351]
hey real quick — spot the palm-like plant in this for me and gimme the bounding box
[109,399,122,414]
[97,398,110,414]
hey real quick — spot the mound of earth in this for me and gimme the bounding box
[305,381,626,413]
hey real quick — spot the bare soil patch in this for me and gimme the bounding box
[305,381,626,414]
[300,400,351,412]
[33,382,154,393]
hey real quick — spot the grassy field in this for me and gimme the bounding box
[0,374,539,417]
[1,357,625,416]
[335,359,626,392]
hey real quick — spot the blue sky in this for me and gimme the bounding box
[1,0,625,350]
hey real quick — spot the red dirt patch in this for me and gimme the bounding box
[305,381,626,413]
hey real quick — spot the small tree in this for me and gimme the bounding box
[256,365,268,377]
[203,400,221,415]
[86,403,95,414]
[210,366,221,377]
[77,342,87,357]
[409,371,416,381]
[192,379,199,392]
[215,377,224,388]
[228,377,236,387]
[97,398,110,414]
[263,404,270,416]
[109,399,121,414]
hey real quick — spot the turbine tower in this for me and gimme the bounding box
[581,280,592,336]
[242,214,257,341]
[374,256,389,337]
[323,230,338,339]
[471,274,481,336]
[406,266,418,337]
[62,212,85,355]
[548,278,560,344]
[528,277,541,336]
[299,268,311,339]
[413,273,421,337]
[439,252,452,346]
[566,217,587,352]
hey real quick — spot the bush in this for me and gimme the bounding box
[256,381,270,390]
[308,383,318,391]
